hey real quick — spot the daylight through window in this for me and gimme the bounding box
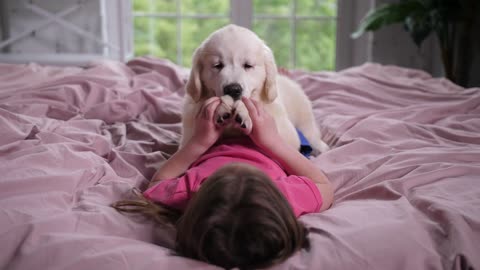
[133,0,337,71]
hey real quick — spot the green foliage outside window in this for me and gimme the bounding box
[133,0,337,71]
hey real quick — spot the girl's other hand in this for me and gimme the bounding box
[242,97,281,149]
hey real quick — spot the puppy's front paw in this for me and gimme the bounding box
[310,139,330,156]
[233,101,252,134]
[215,96,235,126]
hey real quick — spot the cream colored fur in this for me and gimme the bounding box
[180,24,329,154]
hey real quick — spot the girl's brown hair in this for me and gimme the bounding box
[112,163,310,269]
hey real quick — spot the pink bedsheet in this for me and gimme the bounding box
[1,57,479,270]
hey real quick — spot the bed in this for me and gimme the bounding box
[1,56,479,270]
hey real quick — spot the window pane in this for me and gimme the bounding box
[296,20,336,71]
[253,0,291,16]
[253,20,292,68]
[181,19,229,67]
[133,17,177,62]
[296,0,337,16]
[132,0,149,13]
[133,0,176,13]
[153,0,177,13]
[181,0,229,14]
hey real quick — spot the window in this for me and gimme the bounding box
[132,0,337,71]
[252,0,336,70]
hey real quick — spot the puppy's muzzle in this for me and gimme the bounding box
[223,83,242,100]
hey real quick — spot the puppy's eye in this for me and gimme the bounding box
[213,62,224,70]
[243,63,254,70]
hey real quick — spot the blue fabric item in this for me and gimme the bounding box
[296,129,313,157]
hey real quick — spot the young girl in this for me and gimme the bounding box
[113,96,334,269]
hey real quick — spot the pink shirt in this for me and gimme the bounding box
[143,138,322,217]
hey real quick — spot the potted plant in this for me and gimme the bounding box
[352,0,478,87]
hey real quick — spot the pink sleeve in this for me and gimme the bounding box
[272,175,323,217]
[143,168,205,210]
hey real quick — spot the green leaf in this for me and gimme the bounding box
[415,0,434,9]
[404,13,432,47]
[351,0,424,39]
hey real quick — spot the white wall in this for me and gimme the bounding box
[336,0,373,70]
[0,0,132,65]
[370,0,443,78]
[1,0,102,53]
[337,0,443,79]
[363,0,479,87]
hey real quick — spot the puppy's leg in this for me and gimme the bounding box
[278,75,330,155]
[296,116,330,155]
[215,96,252,134]
[216,96,235,126]
[232,100,252,134]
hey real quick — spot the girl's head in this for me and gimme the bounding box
[175,163,310,269]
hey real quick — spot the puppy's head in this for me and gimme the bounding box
[186,24,278,103]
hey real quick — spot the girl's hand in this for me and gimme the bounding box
[189,97,224,150]
[242,97,281,149]
[243,98,333,211]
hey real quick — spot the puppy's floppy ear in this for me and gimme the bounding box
[186,46,203,102]
[262,44,279,103]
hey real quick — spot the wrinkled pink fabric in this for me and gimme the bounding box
[143,138,322,217]
[0,56,479,270]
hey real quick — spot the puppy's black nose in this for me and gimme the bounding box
[223,83,243,100]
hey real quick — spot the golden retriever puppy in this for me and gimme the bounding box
[180,24,329,155]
